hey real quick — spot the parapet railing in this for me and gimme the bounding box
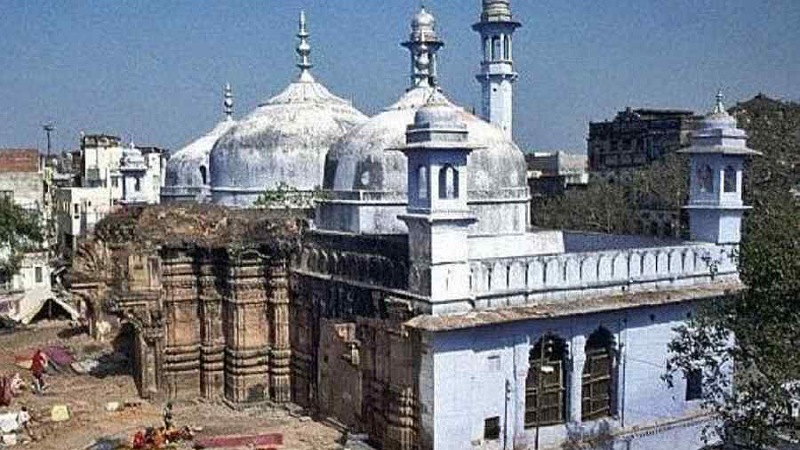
[468,242,736,300]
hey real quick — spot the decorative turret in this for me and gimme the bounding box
[224,83,234,121]
[401,6,444,89]
[680,90,761,244]
[398,93,480,310]
[296,11,313,82]
[473,0,521,138]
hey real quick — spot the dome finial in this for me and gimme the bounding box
[224,83,234,121]
[713,88,726,115]
[296,10,314,82]
[402,6,443,89]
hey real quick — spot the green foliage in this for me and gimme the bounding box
[534,94,800,447]
[253,183,327,209]
[532,153,688,234]
[0,196,43,278]
[663,96,800,448]
[665,198,800,447]
[254,182,299,208]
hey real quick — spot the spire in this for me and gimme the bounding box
[402,6,444,90]
[712,88,726,115]
[223,83,234,121]
[296,10,313,82]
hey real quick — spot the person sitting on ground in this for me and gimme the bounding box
[16,406,30,433]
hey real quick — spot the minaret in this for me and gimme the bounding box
[473,0,521,138]
[223,83,234,121]
[296,11,314,82]
[401,6,444,89]
[680,90,760,244]
[398,93,480,313]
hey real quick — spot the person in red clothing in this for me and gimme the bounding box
[132,429,146,449]
[30,349,47,394]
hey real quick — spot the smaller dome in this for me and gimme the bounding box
[413,96,464,131]
[412,7,435,30]
[409,7,439,43]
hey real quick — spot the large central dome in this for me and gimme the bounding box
[318,86,527,235]
[324,86,526,194]
[316,7,528,236]
[209,13,367,207]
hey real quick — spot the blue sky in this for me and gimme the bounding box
[0,0,798,154]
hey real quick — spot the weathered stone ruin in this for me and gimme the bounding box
[69,205,419,449]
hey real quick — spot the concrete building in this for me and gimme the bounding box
[68,4,756,450]
[526,151,589,197]
[0,149,78,323]
[54,187,113,256]
[588,108,702,173]
[53,135,166,253]
[0,149,44,210]
[76,134,165,205]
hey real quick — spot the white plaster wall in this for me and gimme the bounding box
[424,303,711,450]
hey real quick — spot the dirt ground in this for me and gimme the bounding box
[0,320,343,449]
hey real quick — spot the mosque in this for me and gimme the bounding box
[79,1,758,449]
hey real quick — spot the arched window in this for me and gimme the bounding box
[503,35,510,60]
[491,36,501,61]
[418,165,428,200]
[525,335,567,428]
[482,36,490,61]
[439,164,458,199]
[438,165,458,199]
[698,165,714,193]
[134,177,141,192]
[199,165,208,185]
[582,327,615,421]
[723,165,737,193]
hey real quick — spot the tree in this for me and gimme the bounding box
[253,182,325,209]
[532,94,800,447]
[664,95,800,448]
[0,196,43,280]
[665,195,800,447]
[532,153,688,235]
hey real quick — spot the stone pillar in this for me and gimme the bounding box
[198,251,224,400]
[142,321,165,400]
[512,340,530,446]
[161,248,201,400]
[223,251,270,405]
[384,385,416,450]
[268,258,291,403]
[569,334,587,423]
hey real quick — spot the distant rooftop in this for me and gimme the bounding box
[0,148,40,173]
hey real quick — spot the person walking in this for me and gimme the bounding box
[30,350,47,395]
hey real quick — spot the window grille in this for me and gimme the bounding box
[525,336,567,427]
[582,328,614,421]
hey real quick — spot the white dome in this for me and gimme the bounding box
[210,76,367,207]
[163,119,234,202]
[319,86,529,235]
[324,86,527,195]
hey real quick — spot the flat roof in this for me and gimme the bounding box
[405,282,742,332]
